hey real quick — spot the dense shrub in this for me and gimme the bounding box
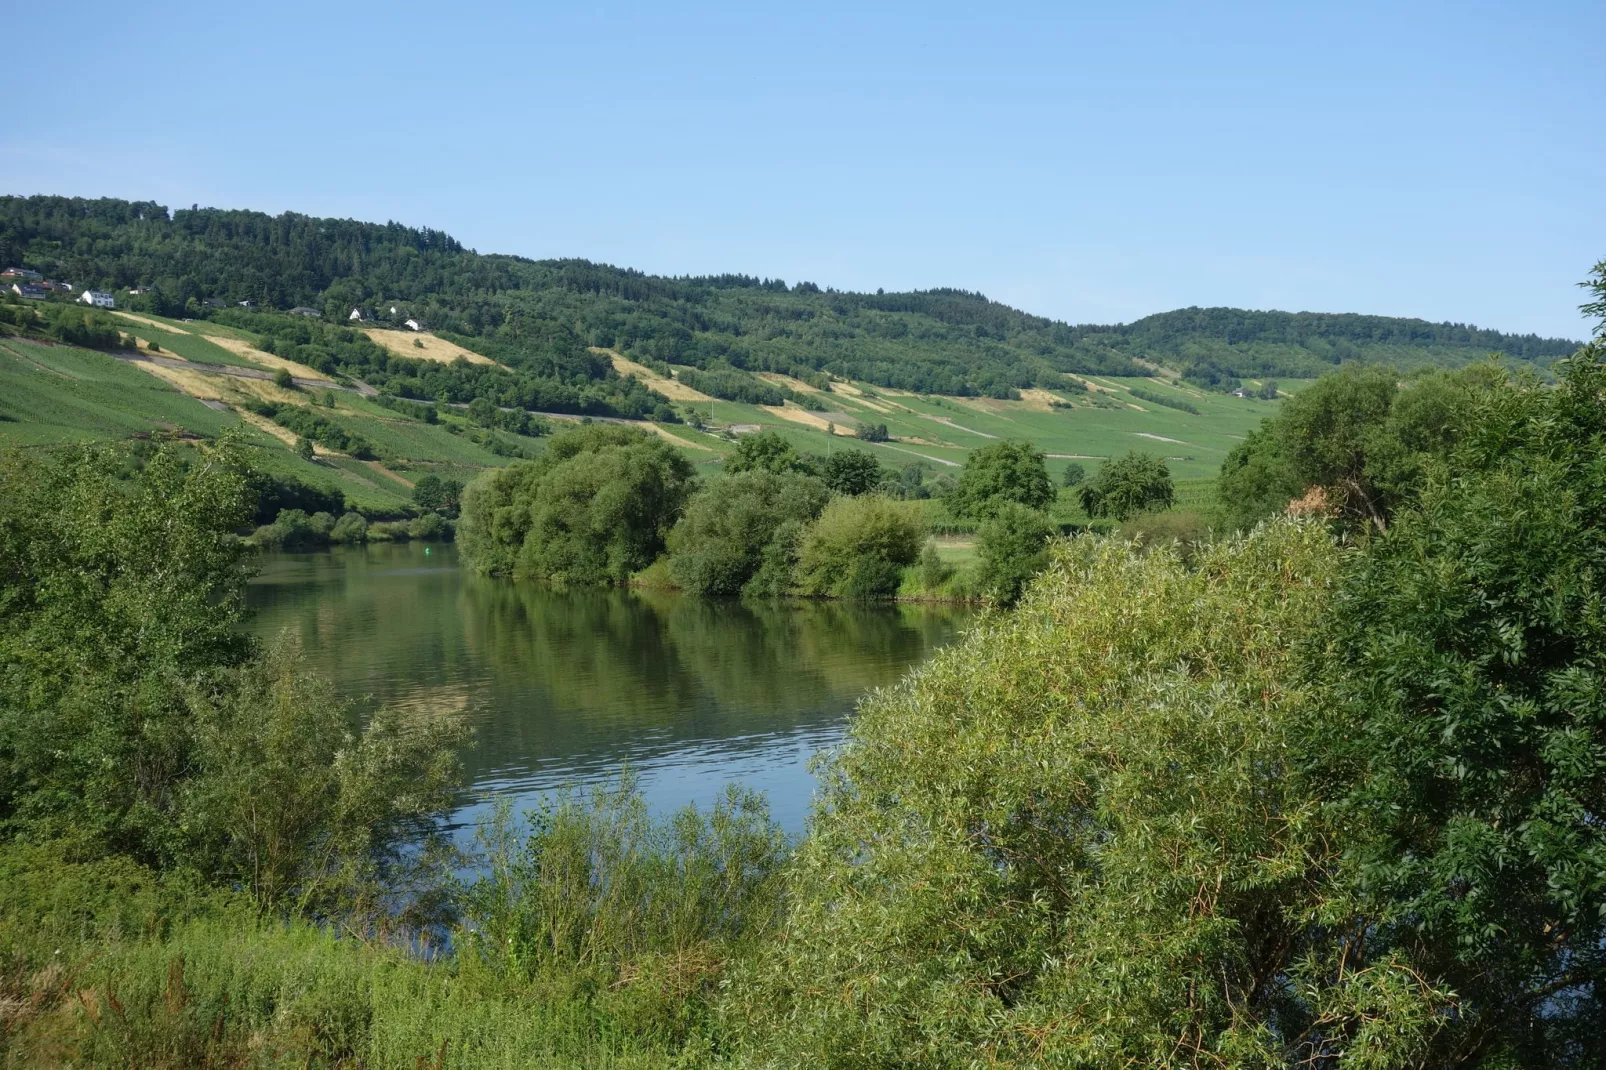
[458,423,694,583]
[666,470,828,595]
[795,496,922,598]
[973,502,1055,604]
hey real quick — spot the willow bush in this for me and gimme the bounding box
[728,521,1447,1066]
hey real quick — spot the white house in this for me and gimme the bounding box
[405,318,423,332]
[349,308,366,322]
[80,289,115,309]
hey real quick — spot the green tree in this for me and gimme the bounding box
[467,395,498,427]
[1216,364,1490,532]
[1077,450,1173,521]
[725,430,799,475]
[820,449,882,496]
[1060,461,1085,487]
[666,470,829,596]
[729,523,1372,1065]
[294,435,314,461]
[945,439,1054,519]
[458,424,694,583]
[855,423,889,443]
[973,502,1055,604]
[273,367,295,390]
[1303,352,1606,1063]
[795,496,922,598]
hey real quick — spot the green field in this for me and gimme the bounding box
[1,325,1292,522]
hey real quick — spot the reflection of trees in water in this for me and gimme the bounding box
[251,545,976,785]
[457,576,974,751]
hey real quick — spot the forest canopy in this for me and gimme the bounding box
[1,195,1579,402]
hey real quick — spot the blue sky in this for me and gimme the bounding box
[5,1,1601,338]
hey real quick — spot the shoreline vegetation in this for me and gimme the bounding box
[455,426,1154,606]
[1,251,1605,1065]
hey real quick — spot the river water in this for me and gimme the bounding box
[245,542,976,836]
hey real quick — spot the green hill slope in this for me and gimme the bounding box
[2,195,1580,405]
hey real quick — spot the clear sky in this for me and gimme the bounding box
[5,1,1601,339]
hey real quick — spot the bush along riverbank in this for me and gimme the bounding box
[458,427,1169,605]
[7,337,1606,1065]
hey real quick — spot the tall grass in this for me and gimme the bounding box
[0,777,786,1068]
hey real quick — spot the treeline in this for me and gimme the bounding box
[5,196,1575,402]
[456,426,1174,605]
[0,294,130,350]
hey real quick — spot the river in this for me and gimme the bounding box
[246,542,977,836]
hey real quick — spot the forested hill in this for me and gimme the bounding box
[0,195,1581,398]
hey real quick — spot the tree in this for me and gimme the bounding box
[1303,352,1606,1063]
[821,449,882,496]
[725,430,800,475]
[273,367,295,390]
[730,523,1362,1065]
[1216,364,1491,532]
[945,440,1054,519]
[1077,451,1173,521]
[855,423,889,443]
[795,496,922,598]
[974,502,1055,604]
[666,470,828,595]
[467,395,498,427]
[294,435,314,461]
[1060,461,1085,487]
[458,424,695,583]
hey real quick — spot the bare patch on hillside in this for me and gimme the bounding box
[113,312,190,334]
[366,329,497,366]
[601,350,714,402]
[761,404,859,435]
[208,335,332,381]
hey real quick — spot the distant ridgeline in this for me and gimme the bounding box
[0,195,1582,405]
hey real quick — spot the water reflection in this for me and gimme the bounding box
[247,543,974,833]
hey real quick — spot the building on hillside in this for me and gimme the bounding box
[288,306,321,318]
[79,289,115,309]
[203,297,227,309]
[404,317,425,332]
[12,283,47,299]
[127,285,151,295]
[2,268,43,281]
[237,300,253,308]
[55,282,75,293]
[348,307,367,322]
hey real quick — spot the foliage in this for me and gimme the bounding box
[1301,351,1606,1064]
[820,448,883,496]
[944,439,1055,519]
[462,776,785,991]
[723,430,802,475]
[854,422,889,442]
[1078,450,1175,521]
[458,423,694,583]
[1128,383,1201,414]
[250,508,370,550]
[0,444,465,914]
[1060,460,1085,487]
[973,502,1055,604]
[1215,363,1497,532]
[249,399,380,460]
[666,470,828,596]
[795,496,922,598]
[412,472,464,515]
[727,524,1426,1066]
